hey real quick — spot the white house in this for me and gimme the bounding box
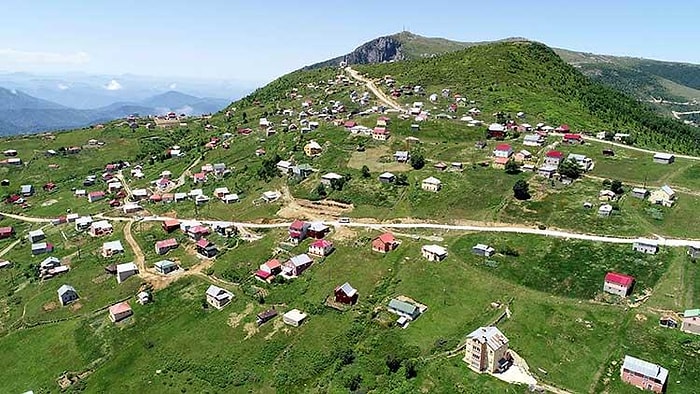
[632,238,658,254]
[421,177,442,192]
[653,152,675,164]
[283,309,308,327]
[116,262,139,284]
[102,240,124,257]
[205,285,234,309]
[321,173,343,187]
[422,244,448,261]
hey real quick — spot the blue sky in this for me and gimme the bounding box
[1,0,697,83]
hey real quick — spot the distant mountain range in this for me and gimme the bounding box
[307,31,700,118]
[0,88,232,136]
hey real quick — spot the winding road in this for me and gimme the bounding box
[345,67,404,111]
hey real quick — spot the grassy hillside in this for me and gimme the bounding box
[355,41,700,154]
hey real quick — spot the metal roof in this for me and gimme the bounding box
[622,355,668,383]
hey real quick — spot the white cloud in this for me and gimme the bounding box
[104,79,123,91]
[57,83,70,91]
[169,83,177,90]
[0,48,90,65]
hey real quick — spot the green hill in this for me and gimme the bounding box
[308,32,700,120]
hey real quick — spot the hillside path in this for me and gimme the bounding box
[345,67,404,111]
[550,132,700,161]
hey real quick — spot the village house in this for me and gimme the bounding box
[28,229,45,243]
[464,326,511,374]
[255,259,282,282]
[206,285,234,309]
[196,238,218,258]
[89,220,113,237]
[262,190,281,203]
[20,184,34,196]
[567,153,593,171]
[283,254,313,277]
[277,160,294,175]
[107,181,122,193]
[487,123,506,139]
[88,191,106,203]
[137,291,151,305]
[659,316,678,329]
[633,238,659,254]
[192,172,207,183]
[162,219,180,233]
[378,172,396,184]
[681,309,700,335]
[492,144,513,158]
[421,177,442,192]
[102,240,124,258]
[544,150,564,166]
[222,193,240,204]
[31,241,54,255]
[256,309,278,326]
[598,204,614,217]
[372,233,399,253]
[0,226,14,239]
[74,189,87,198]
[434,162,448,171]
[631,187,649,199]
[57,284,79,306]
[387,298,421,326]
[292,163,314,179]
[39,256,68,278]
[132,189,149,200]
[109,301,133,323]
[123,202,142,214]
[155,238,178,255]
[320,172,343,187]
[308,239,334,257]
[154,260,179,275]
[562,133,584,144]
[307,222,330,239]
[620,355,668,393]
[422,244,448,262]
[372,127,390,141]
[688,245,700,260]
[393,150,410,163]
[599,190,617,201]
[514,150,532,163]
[288,220,310,244]
[283,309,308,327]
[603,272,635,297]
[334,282,358,305]
[648,185,676,207]
[116,262,139,284]
[472,244,495,257]
[213,163,227,176]
[523,134,544,146]
[75,216,93,231]
[187,225,210,240]
[304,140,323,157]
[653,152,675,164]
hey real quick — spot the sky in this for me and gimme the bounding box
[1,0,698,84]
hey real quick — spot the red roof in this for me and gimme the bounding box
[557,124,571,132]
[89,191,105,197]
[163,219,179,227]
[373,127,388,134]
[377,233,395,244]
[605,272,635,287]
[494,144,512,151]
[156,238,178,248]
[255,269,272,279]
[0,226,13,235]
[109,301,131,315]
[494,157,509,165]
[563,133,582,140]
[264,259,281,270]
[196,238,211,248]
[344,121,357,128]
[289,220,306,231]
[310,239,333,248]
[546,150,563,158]
[150,194,163,201]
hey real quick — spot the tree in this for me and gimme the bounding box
[330,177,346,191]
[404,359,418,379]
[602,179,612,188]
[513,179,530,200]
[611,179,624,194]
[558,159,582,179]
[410,154,425,170]
[316,183,327,198]
[361,165,371,178]
[504,158,519,174]
[386,354,402,373]
[396,174,409,186]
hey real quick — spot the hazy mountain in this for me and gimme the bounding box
[0,88,233,136]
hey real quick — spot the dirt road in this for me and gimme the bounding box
[345,67,404,111]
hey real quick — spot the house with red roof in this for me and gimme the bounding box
[372,233,399,253]
[562,133,584,144]
[88,191,106,203]
[372,127,390,141]
[155,238,178,255]
[343,121,357,129]
[192,172,207,183]
[255,259,282,282]
[109,301,133,323]
[544,150,564,166]
[0,226,14,239]
[308,239,334,257]
[149,194,163,203]
[603,272,635,297]
[555,124,570,133]
[288,220,310,244]
[493,144,513,159]
[162,219,180,233]
[196,238,218,258]
[187,225,210,240]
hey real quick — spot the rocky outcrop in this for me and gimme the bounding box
[305,35,405,69]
